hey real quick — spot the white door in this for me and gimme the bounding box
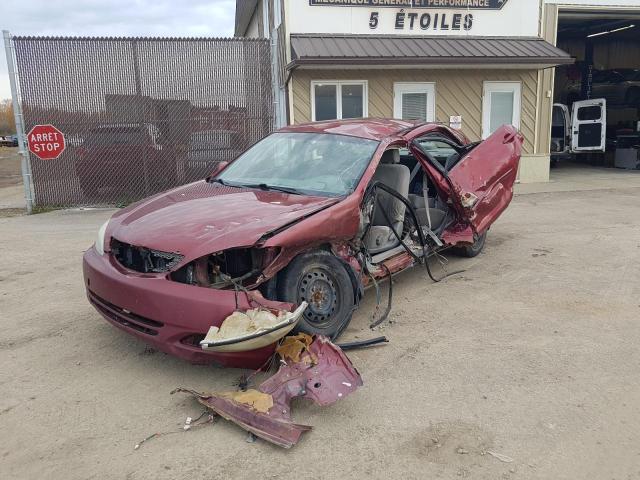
[482,82,521,139]
[393,83,435,122]
[571,98,606,152]
[552,103,571,154]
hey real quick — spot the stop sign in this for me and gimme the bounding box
[27,124,66,160]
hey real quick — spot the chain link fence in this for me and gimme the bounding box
[11,36,274,207]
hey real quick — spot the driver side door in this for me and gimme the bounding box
[409,126,522,236]
[447,125,522,234]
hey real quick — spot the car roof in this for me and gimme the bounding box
[278,118,430,141]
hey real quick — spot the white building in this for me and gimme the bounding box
[236,0,640,182]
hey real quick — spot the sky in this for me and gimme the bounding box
[0,0,236,100]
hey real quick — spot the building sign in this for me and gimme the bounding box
[369,10,474,30]
[290,0,539,38]
[309,0,509,9]
[449,115,462,130]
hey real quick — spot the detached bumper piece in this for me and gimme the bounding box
[174,335,363,448]
[199,302,308,353]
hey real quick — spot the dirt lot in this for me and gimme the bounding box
[0,147,21,188]
[1,167,640,479]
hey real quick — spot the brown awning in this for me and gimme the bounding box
[289,34,574,69]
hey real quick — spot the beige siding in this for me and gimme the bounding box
[291,69,539,155]
[535,3,558,156]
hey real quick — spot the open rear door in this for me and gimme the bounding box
[571,98,606,152]
[446,125,522,235]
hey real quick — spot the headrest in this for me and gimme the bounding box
[380,149,400,164]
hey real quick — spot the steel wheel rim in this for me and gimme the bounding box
[297,268,340,328]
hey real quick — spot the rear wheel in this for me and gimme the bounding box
[453,231,487,258]
[277,251,354,339]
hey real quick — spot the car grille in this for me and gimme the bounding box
[111,238,183,273]
[88,290,163,336]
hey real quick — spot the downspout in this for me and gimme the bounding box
[263,0,286,129]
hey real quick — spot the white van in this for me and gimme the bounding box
[551,98,607,165]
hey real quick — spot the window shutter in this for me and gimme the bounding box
[401,92,428,121]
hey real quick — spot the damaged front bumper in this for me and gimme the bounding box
[83,247,294,368]
[199,302,308,353]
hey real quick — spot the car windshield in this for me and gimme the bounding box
[216,132,379,197]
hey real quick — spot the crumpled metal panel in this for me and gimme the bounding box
[174,335,363,448]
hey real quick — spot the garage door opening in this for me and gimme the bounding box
[553,9,640,171]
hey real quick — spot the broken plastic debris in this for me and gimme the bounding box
[486,450,514,463]
[200,302,308,353]
[134,432,160,450]
[175,335,363,448]
[211,309,282,340]
[183,416,192,431]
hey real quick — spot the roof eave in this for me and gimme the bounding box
[287,56,575,70]
[234,0,259,37]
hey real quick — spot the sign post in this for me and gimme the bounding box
[27,124,66,160]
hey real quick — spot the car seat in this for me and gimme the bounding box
[364,150,410,255]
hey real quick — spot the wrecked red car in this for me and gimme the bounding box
[83,118,522,367]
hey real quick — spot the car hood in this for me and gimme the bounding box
[107,181,339,258]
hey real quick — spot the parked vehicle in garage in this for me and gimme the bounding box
[83,118,522,367]
[551,98,607,165]
[565,69,640,107]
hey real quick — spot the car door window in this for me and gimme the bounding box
[416,138,460,169]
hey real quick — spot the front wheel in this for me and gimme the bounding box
[277,251,355,339]
[453,231,487,258]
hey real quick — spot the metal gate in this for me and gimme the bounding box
[7,35,273,208]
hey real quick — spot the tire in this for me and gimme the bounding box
[453,231,487,258]
[277,250,355,339]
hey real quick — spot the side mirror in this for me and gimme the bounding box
[208,161,229,179]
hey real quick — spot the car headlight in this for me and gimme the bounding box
[94,220,109,255]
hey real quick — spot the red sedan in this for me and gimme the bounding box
[83,118,522,368]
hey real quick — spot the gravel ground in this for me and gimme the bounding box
[1,168,639,479]
[0,147,25,211]
[0,147,21,189]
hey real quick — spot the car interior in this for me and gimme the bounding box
[363,135,469,258]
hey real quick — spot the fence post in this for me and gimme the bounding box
[3,30,33,214]
[131,39,151,197]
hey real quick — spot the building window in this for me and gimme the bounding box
[482,81,521,139]
[393,83,435,122]
[311,81,368,121]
